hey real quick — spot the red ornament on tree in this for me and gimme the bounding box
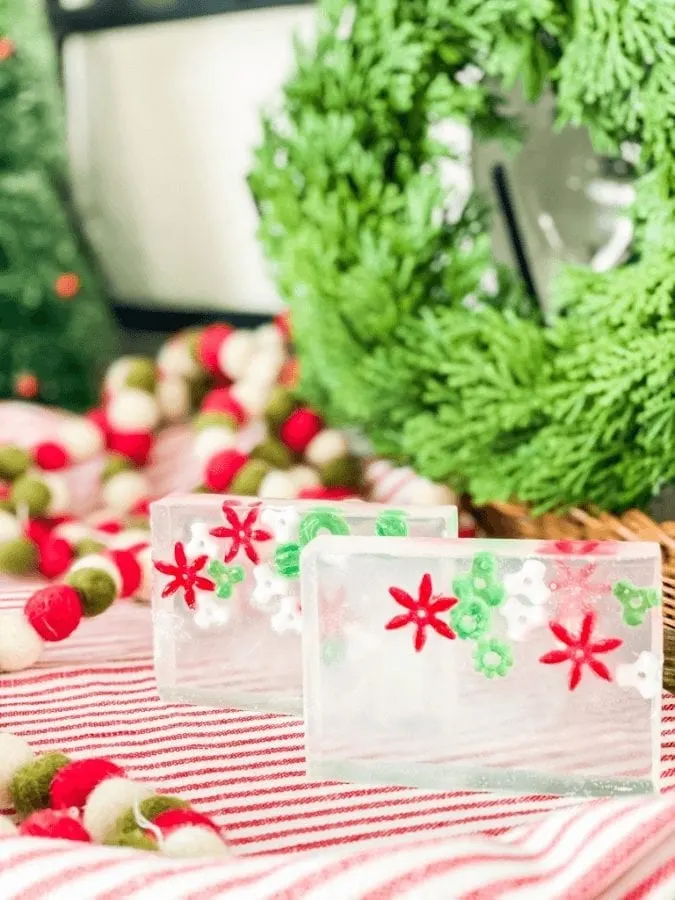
[0,37,15,61]
[24,584,83,642]
[14,372,39,399]
[54,273,81,300]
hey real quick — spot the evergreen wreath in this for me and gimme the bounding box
[250,0,674,513]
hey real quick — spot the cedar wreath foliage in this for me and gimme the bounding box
[251,0,675,511]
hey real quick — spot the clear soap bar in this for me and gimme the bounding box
[301,536,662,796]
[150,495,457,714]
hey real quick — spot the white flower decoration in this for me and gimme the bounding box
[193,594,231,631]
[504,560,551,606]
[271,594,303,635]
[500,597,545,641]
[616,651,661,700]
[259,506,301,543]
[251,563,287,610]
[185,522,218,560]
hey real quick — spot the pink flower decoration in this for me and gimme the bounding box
[538,540,616,556]
[386,573,457,652]
[540,612,622,691]
[154,541,215,610]
[548,561,611,622]
[210,503,272,564]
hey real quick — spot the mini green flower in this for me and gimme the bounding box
[453,552,505,608]
[299,508,350,546]
[613,580,659,626]
[450,599,491,640]
[274,541,301,579]
[206,560,245,600]
[473,638,513,679]
[375,509,409,537]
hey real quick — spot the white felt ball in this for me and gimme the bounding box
[288,465,321,493]
[69,554,123,595]
[104,358,133,395]
[258,470,298,500]
[102,471,149,516]
[217,330,255,380]
[157,376,190,423]
[162,825,231,859]
[230,379,271,418]
[107,529,150,551]
[193,427,235,464]
[0,612,43,673]
[53,522,92,546]
[43,474,70,516]
[0,510,21,544]
[244,345,285,387]
[157,339,200,380]
[406,480,456,506]
[107,389,160,433]
[254,322,285,351]
[0,732,35,807]
[0,815,17,836]
[305,429,350,467]
[58,418,105,462]
[83,777,153,843]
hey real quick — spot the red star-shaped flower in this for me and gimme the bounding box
[385,573,457,652]
[154,541,214,610]
[209,503,272,563]
[539,611,622,690]
[538,540,616,556]
[547,561,610,622]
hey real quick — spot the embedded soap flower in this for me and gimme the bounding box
[251,563,287,610]
[500,596,545,641]
[616,651,661,700]
[259,506,301,543]
[185,522,218,560]
[271,594,302,635]
[193,594,232,631]
[504,560,551,606]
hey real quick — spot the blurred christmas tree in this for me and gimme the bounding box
[0,0,117,411]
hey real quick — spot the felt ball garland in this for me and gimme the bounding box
[0,732,229,857]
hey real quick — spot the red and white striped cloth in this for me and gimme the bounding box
[2,403,675,897]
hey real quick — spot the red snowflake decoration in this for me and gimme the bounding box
[547,561,610,623]
[386,573,457,652]
[539,612,622,691]
[538,540,616,556]
[154,542,215,610]
[209,503,272,564]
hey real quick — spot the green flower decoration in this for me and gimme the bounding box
[206,560,245,600]
[275,542,301,579]
[375,510,409,537]
[299,508,350,546]
[473,638,513,679]
[613,580,659,626]
[453,552,505,608]
[321,636,346,666]
[450,599,491,641]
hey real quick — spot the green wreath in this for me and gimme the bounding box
[250,0,674,512]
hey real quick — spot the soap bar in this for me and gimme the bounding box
[151,495,457,714]
[301,536,662,796]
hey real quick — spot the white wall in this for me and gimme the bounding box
[63,7,315,314]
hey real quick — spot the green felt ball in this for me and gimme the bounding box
[0,446,30,480]
[184,328,202,363]
[0,499,15,514]
[0,537,38,575]
[124,515,150,532]
[101,453,133,483]
[10,752,71,819]
[110,795,188,841]
[75,538,106,557]
[252,437,294,470]
[107,826,158,852]
[125,357,157,393]
[193,411,236,432]
[230,459,270,496]
[189,374,211,409]
[10,476,51,518]
[265,388,297,431]
[66,568,117,617]
[319,455,363,489]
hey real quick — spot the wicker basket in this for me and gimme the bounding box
[471,500,675,692]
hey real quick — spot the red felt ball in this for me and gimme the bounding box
[95,518,123,535]
[108,549,142,599]
[298,486,355,500]
[204,449,248,492]
[278,357,299,388]
[0,480,10,500]
[274,310,291,341]
[34,441,71,471]
[50,757,125,811]
[107,430,154,466]
[24,518,53,548]
[130,498,151,517]
[196,324,234,376]
[279,408,324,454]
[24,584,83,642]
[152,807,221,836]
[200,388,247,426]
[38,536,75,580]
[87,407,110,439]
[20,809,91,842]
